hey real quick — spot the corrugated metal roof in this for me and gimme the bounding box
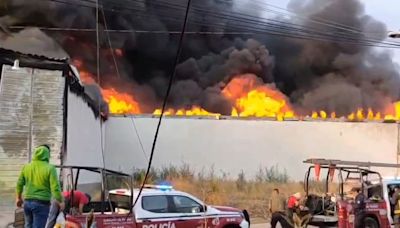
[0,28,69,61]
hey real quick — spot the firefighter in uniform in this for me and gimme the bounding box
[287,192,302,223]
[353,187,365,228]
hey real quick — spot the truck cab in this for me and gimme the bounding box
[59,166,249,228]
[382,178,400,226]
[109,184,250,228]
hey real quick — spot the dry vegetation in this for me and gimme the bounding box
[131,164,306,220]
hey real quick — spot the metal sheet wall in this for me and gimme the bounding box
[0,65,65,210]
[104,116,400,180]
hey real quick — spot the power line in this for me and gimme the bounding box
[109,0,394,43]
[38,0,400,48]
[103,0,400,47]
[100,7,120,79]
[99,7,149,162]
[129,0,192,215]
[30,0,400,51]
[129,117,148,161]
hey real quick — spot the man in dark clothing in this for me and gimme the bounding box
[353,187,365,228]
[269,188,286,228]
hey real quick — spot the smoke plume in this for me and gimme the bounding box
[0,0,398,115]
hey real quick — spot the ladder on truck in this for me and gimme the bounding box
[303,158,400,197]
[304,158,400,169]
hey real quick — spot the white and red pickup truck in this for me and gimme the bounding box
[66,184,250,228]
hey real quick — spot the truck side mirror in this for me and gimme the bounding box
[201,205,207,212]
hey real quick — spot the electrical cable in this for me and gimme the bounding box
[129,117,148,161]
[37,0,400,48]
[34,0,400,48]
[100,7,149,162]
[100,7,121,79]
[127,0,193,217]
[110,0,398,45]
[95,0,106,170]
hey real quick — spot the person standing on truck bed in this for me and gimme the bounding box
[353,187,365,228]
[15,145,64,228]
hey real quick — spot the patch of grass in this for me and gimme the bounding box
[132,164,304,219]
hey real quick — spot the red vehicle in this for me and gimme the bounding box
[272,158,400,228]
[58,166,136,228]
[59,166,249,228]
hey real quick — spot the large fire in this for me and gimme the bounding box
[102,88,141,114]
[73,59,400,121]
[73,59,141,114]
[153,106,221,117]
[222,75,294,119]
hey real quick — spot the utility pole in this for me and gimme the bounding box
[387,31,400,176]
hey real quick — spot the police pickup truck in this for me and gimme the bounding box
[108,184,250,228]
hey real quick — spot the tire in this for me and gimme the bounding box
[242,209,250,226]
[364,217,379,228]
[223,225,240,228]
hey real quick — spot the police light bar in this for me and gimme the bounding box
[144,184,173,191]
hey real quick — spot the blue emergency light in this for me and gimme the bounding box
[155,181,173,191]
[157,185,173,191]
[144,181,174,191]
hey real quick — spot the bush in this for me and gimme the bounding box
[129,164,301,220]
[255,164,289,183]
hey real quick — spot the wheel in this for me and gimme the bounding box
[364,217,379,228]
[242,209,250,225]
[223,225,240,228]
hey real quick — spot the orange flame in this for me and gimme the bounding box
[102,88,141,114]
[222,74,293,120]
[153,106,221,117]
[72,58,141,114]
[71,60,400,122]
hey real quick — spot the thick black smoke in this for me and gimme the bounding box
[264,0,400,115]
[0,0,398,115]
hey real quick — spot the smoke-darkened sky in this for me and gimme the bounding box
[267,0,400,63]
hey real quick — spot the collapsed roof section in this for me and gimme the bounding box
[0,46,109,119]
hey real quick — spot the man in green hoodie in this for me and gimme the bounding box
[16,145,64,228]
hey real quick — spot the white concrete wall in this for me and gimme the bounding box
[65,90,104,184]
[104,116,399,180]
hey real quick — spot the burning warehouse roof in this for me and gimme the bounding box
[2,0,400,122]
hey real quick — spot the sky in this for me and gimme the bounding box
[264,0,400,64]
